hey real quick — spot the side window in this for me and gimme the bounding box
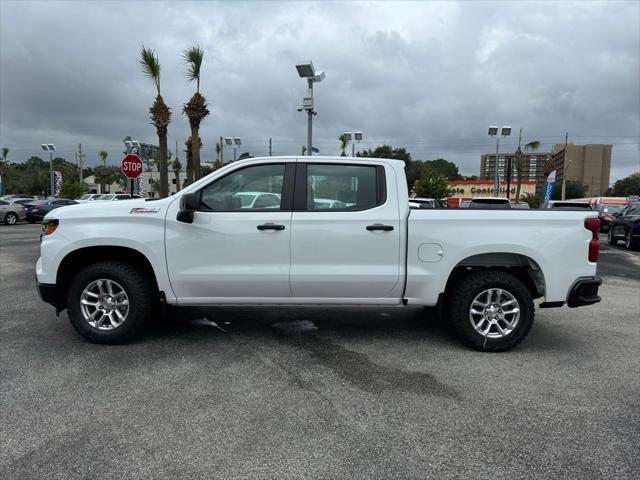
[628,205,640,215]
[200,163,285,211]
[0,200,7,205]
[306,164,380,211]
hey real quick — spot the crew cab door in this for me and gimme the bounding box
[289,162,402,300]
[165,161,295,302]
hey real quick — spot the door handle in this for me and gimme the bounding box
[366,224,394,231]
[257,223,285,231]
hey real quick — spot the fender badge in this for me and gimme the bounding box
[129,207,160,214]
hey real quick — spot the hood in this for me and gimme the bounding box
[44,197,176,221]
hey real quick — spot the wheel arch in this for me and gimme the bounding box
[442,252,545,302]
[55,246,161,311]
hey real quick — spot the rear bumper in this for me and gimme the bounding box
[567,276,602,308]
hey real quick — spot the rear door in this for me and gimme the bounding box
[289,162,402,300]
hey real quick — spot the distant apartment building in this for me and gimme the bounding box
[542,144,612,197]
[480,151,552,187]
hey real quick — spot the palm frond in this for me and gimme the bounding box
[139,46,161,95]
[183,45,204,92]
[524,140,540,151]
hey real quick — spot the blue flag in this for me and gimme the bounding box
[544,170,556,202]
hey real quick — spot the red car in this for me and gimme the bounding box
[596,204,625,232]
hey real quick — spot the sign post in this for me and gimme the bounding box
[121,154,143,198]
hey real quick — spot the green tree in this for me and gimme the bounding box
[60,181,87,199]
[97,150,109,192]
[94,165,118,193]
[182,45,209,181]
[172,158,182,192]
[140,46,170,198]
[521,192,541,208]
[606,173,640,197]
[301,145,307,156]
[413,173,451,200]
[551,180,588,200]
[338,134,349,157]
[215,142,221,163]
[423,158,462,180]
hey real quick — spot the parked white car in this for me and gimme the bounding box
[36,156,602,351]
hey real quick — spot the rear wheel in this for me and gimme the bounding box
[448,270,534,352]
[66,261,155,344]
[4,212,18,225]
[608,228,617,245]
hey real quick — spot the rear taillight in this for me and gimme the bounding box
[584,217,600,262]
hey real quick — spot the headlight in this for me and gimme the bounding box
[42,219,59,236]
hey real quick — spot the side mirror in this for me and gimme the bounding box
[177,192,199,223]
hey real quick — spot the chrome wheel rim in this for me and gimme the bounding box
[7,214,17,224]
[80,279,129,330]
[469,288,520,339]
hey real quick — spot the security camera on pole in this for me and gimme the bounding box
[296,62,325,156]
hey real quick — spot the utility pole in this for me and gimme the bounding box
[219,136,224,165]
[561,132,569,200]
[77,143,85,184]
[269,137,272,156]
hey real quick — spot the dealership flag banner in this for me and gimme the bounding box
[544,170,556,202]
[136,176,144,196]
[53,171,63,196]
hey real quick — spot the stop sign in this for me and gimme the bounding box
[121,154,143,178]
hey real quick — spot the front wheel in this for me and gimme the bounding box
[66,261,155,344]
[447,270,534,352]
[608,228,617,245]
[4,212,18,225]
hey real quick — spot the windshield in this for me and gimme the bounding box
[78,194,93,200]
[93,194,115,200]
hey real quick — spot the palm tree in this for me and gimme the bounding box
[184,136,202,185]
[215,142,221,163]
[182,45,209,181]
[514,140,541,201]
[172,158,182,192]
[139,46,170,198]
[94,165,117,193]
[338,134,349,157]
[97,150,109,192]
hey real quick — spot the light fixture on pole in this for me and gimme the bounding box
[488,126,511,196]
[296,61,325,156]
[40,144,56,197]
[353,132,363,156]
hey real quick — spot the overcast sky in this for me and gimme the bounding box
[1,0,639,182]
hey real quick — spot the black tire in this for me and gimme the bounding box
[66,261,155,344]
[608,228,617,245]
[4,212,18,225]
[624,230,638,251]
[447,270,534,352]
[27,218,35,224]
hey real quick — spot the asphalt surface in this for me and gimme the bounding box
[1,223,638,479]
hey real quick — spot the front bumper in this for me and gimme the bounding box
[567,276,602,308]
[37,281,57,308]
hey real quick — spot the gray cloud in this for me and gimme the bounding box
[1,0,638,182]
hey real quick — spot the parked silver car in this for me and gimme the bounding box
[0,199,27,225]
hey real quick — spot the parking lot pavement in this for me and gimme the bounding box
[1,224,638,479]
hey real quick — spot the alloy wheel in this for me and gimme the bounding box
[469,288,521,339]
[80,279,130,330]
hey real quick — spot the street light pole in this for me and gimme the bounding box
[41,144,56,197]
[561,131,569,200]
[296,62,325,157]
[488,126,511,196]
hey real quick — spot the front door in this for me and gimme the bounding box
[165,161,294,303]
[289,162,402,301]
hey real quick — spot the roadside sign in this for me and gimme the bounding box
[121,154,143,179]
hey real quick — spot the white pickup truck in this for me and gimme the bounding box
[36,156,602,351]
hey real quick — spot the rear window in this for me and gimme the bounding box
[305,164,383,211]
[469,199,510,209]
